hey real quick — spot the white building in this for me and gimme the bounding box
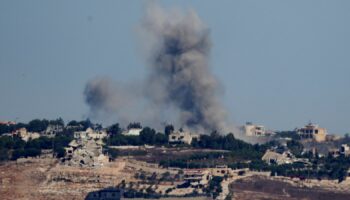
[74,128,107,140]
[122,128,142,136]
[168,131,199,145]
[340,144,350,156]
[261,149,295,165]
[14,128,40,142]
[242,122,268,137]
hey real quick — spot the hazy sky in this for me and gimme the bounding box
[0,0,349,134]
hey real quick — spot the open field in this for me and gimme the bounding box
[116,146,235,167]
[229,176,350,200]
[0,158,126,200]
[2,156,350,200]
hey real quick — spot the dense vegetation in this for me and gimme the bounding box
[0,118,97,161]
[269,155,350,182]
[0,118,65,135]
[0,134,74,161]
[0,118,75,161]
[104,123,168,146]
[193,133,266,159]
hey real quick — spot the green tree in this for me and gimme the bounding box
[107,123,122,136]
[105,147,119,160]
[0,148,9,161]
[287,140,303,156]
[27,119,49,132]
[53,134,73,158]
[80,118,92,130]
[26,137,53,150]
[155,132,168,145]
[140,127,156,144]
[0,124,12,135]
[164,124,174,136]
[127,122,142,129]
[67,120,79,126]
[49,118,65,126]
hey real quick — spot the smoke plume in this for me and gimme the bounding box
[84,3,231,133]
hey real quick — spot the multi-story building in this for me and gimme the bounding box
[297,123,327,142]
[183,169,211,188]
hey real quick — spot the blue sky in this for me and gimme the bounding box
[0,0,349,134]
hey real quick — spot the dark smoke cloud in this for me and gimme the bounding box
[84,3,233,133]
[141,3,229,132]
[84,78,129,115]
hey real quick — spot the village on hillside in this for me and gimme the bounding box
[1,119,350,200]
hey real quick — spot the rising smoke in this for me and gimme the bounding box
[84,3,232,134]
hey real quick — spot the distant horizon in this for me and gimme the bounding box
[1,117,347,136]
[1,1,349,135]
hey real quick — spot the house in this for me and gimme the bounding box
[340,144,350,156]
[42,124,64,138]
[330,144,350,158]
[168,131,199,145]
[122,128,142,136]
[183,169,211,188]
[0,121,16,125]
[66,124,84,131]
[325,134,341,141]
[329,148,340,157]
[74,128,107,140]
[297,123,327,142]
[262,149,295,165]
[87,128,107,140]
[14,128,40,142]
[211,165,232,177]
[242,122,273,137]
